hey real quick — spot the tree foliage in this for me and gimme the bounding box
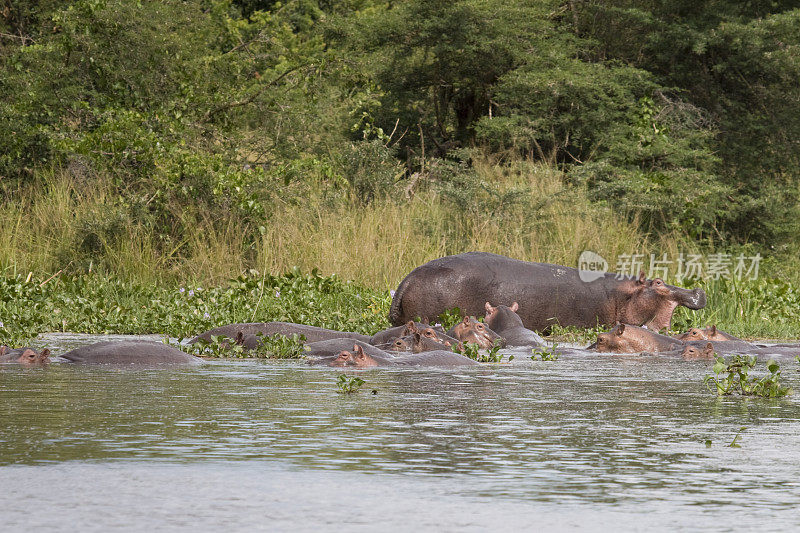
[1,0,799,250]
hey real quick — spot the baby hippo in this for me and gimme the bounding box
[446,316,504,349]
[0,346,51,366]
[329,344,480,368]
[594,324,683,353]
[675,325,741,342]
[681,342,716,360]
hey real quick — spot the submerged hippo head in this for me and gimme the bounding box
[449,316,504,349]
[484,301,524,331]
[0,346,51,367]
[594,323,681,353]
[329,349,355,367]
[328,345,380,368]
[382,336,413,352]
[616,272,706,332]
[681,342,716,360]
[675,327,707,342]
[675,325,734,342]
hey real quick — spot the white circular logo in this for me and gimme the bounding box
[578,251,608,282]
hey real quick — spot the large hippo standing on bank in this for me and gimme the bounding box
[389,252,706,331]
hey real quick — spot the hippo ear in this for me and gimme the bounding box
[414,332,421,342]
[616,323,626,336]
[510,302,519,312]
[462,316,470,324]
[710,325,717,335]
[638,271,647,284]
[0,345,6,356]
[41,349,50,357]
[352,344,364,355]
[485,302,494,314]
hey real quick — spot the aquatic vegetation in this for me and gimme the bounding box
[178,333,306,359]
[0,269,390,346]
[546,325,601,345]
[453,340,509,363]
[531,343,560,361]
[336,375,366,394]
[727,427,747,448]
[704,355,792,398]
[437,308,464,331]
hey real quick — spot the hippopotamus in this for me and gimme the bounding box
[483,302,545,347]
[328,344,480,368]
[390,252,706,331]
[643,342,717,360]
[675,325,742,342]
[60,341,202,366]
[681,342,716,360]
[369,321,454,346]
[304,339,393,360]
[446,316,504,349]
[378,333,455,353]
[594,324,684,353]
[0,346,51,366]
[190,322,371,345]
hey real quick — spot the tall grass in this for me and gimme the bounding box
[2,160,685,288]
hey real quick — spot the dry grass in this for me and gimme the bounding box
[0,159,697,288]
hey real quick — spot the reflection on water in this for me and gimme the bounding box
[2,334,800,530]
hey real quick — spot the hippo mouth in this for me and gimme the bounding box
[675,288,707,310]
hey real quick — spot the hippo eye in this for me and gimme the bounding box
[654,279,663,285]
[476,324,484,330]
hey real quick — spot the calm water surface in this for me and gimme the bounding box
[2,334,800,531]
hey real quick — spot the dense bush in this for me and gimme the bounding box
[2,0,800,257]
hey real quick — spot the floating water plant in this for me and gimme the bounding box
[704,355,791,398]
[337,374,365,394]
[531,342,560,361]
[453,340,508,363]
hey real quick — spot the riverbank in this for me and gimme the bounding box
[2,268,800,346]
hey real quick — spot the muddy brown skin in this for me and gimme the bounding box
[681,342,716,360]
[446,316,504,349]
[190,322,371,345]
[370,321,452,346]
[398,333,455,353]
[0,346,51,366]
[594,324,684,353]
[329,344,480,368]
[675,325,742,342]
[483,302,545,347]
[60,341,202,366]
[305,339,392,360]
[390,252,706,331]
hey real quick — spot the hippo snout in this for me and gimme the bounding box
[681,288,707,310]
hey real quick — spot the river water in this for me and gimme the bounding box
[2,334,800,531]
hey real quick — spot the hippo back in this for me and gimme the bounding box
[190,322,371,345]
[61,341,202,366]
